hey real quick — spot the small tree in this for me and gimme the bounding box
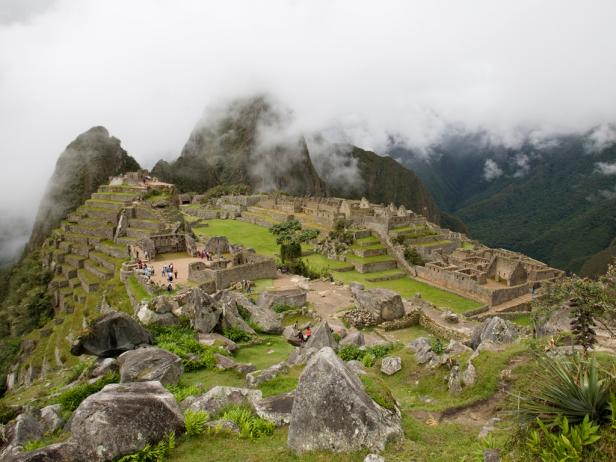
[568,298,597,353]
[404,246,424,266]
[270,220,319,264]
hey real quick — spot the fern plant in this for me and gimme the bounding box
[527,415,601,462]
[220,406,274,439]
[117,432,175,462]
[184,410,209,437]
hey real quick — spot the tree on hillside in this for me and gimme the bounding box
[270,220,319,263]
[533,261,616,348]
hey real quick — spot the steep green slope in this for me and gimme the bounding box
[28,126,140,250]
[152,95,327,196]
[397,134,616,274]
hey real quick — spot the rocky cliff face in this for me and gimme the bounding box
[28,126,140,249]
[312,143,464,230]
[152,95,327,196]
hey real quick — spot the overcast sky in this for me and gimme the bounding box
[1,0,616,220]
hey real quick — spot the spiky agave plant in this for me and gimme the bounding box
[516,354,614,425]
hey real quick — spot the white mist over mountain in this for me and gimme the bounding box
[1,0,616,262]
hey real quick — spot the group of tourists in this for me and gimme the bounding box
[162,263,178,282]
[240,279,253,293]
[196,249,215,261]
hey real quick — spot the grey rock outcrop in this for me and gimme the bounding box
[447,365,462,394]
[282,326,303,347]
[181,386,262,416]
[39,405,64,434]
[90,358,119,378]
[258,289,307,310]
[68,381,184,461]
[70,311,152,357]
[461,362,477,387]
[246,362,288,388]
[288,347,402,453]
[220,291,282,334]
[304,322,338,352]
[117,347,183,386]
[346,360,366,376]
[380,356,402,376]
[471,317,519,349]
[198,332,238,352]
[364,455,385,462]
[351,286,404,322]
[184,288,221,333]
[286,347,318,367]
[340,331,365,347]
[253,392,295,426]
[409,337,437,365]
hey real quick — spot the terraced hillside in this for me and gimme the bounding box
[14,183,171,385]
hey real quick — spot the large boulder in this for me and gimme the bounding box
[282,326,303,347]
[217,293,256,335]
[471,317,519,349]
[288,347,402,453]
[340,331,365,347]
[258,289,307,310]
[304,321,338,352]
[198,332,238,352]
[252,391,295,426]
[246,362,288,388]
[409,337,437,365]
[380,356,402,376]
[351,286,404,322]
[68,381,184,462]
[204,236,230,254]
[117,347,183,386]
[220,291,282,334]
[183,288,221,333]
[181,386,262,416]
[70,311,152,357]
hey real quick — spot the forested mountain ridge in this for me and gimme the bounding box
[395,132,616,275]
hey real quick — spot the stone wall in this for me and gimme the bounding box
[150,234,187,254]
[212,256,277,290]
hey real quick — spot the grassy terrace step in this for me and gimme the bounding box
[77,269,100,293]
[414,239,453,247]
[98,184,144,194]
[83,259,114,280]
[366,270,407,282]
[69,223,115,239]
[51,275,69,289]
[68,277,81,289]
[352,245,387,258]
[116,236,138,246]
[80,206,120,221]
[96,240,129,259]
[90,251,122,271]
[85,199,126,211]
[64,232,102,246]
[70,244,90,258]
[64,253,87,269]
[354,235,380,247]
[91,191,138,202]
[346,253,395,263]
[72,287,87,304]
[61,262,78,279]
[127,218,161,230]
[134,206,159,220]
[126,227,153,239]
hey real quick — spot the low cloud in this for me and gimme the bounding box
[483,159,504,181]
[585,124,616,153]
[595,161,616,175]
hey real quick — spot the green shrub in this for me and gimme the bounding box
[404,246,425,266]
[272,303,294,313]
[220,406,275,439]
[527,415,601,462]
[165,383,203,402]
[359,375,397,411]
[362,353,376,368]
[367,343,394,359]
[431,338,444,356]
[517,355,614,424]
[184,410,209,437]
[339,344,362,361]
[339,343,394,363]
[0,403,20,425]
[22,430,69,452]
[66,361,91,384]
[117,432,175,462]
[222,327,252,343]
[149,322,220,371]
[57,371,119,411]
